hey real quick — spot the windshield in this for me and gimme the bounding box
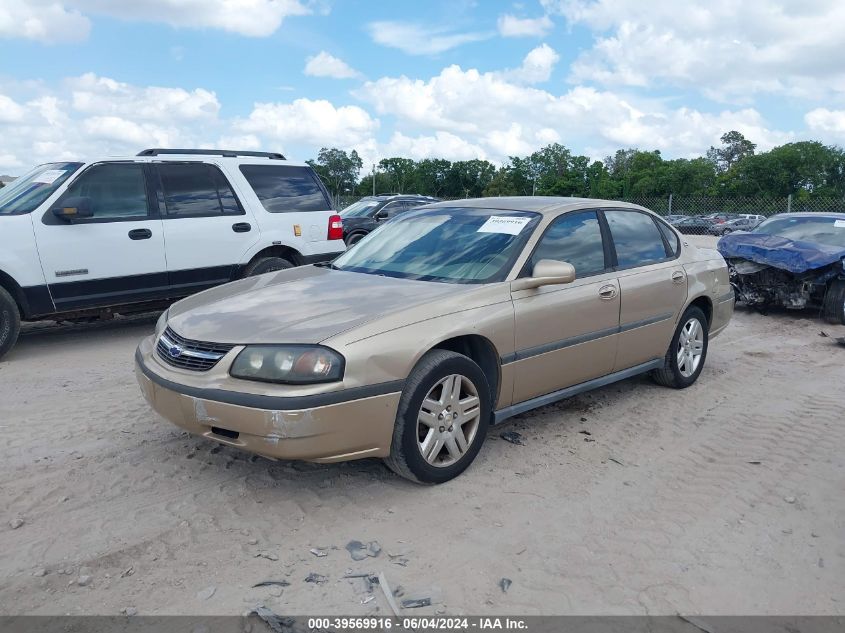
[753,215,845,248]
[340,199,380,218]
[0,162,83,215]
[333,207,541,284]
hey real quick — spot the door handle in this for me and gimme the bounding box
[232,222,252,233]
[598,284,618,300]
[671,270,686,283]
[128,229,152,240]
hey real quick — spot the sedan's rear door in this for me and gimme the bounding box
[510,210,620,404]
[604,210,688,372]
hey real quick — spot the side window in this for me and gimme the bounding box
[59,163,148,220]
[157,163,241,217]
[529,210,606,277]
[383,202,404,218]
[605,210,670,268]
[239,165,330,213]
[655,219,680,257]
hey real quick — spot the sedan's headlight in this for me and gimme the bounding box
[155,309,169,337]
[230,345,345,384]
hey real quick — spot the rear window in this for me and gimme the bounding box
[240,165,330,213]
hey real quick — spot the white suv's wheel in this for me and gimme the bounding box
[0,286,21,361]
[243,256,293,277]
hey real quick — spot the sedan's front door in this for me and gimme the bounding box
[510,210,620,404]
[32,162,167,311]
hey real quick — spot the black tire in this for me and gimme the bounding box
[651,305,709,389]
[0,286,21,361]
[384,349,491,484]
[242,256,293,277]
[345,232,366,246]
[823,279,845,325]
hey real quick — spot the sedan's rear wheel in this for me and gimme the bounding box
[345,232,366,246]
[651,305,708,389]
[385,350,490,484]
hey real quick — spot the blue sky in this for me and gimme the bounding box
[1,0,844,174]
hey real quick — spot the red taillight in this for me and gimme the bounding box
[327,214,343,241]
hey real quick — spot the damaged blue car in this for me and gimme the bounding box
[717,212,845,324]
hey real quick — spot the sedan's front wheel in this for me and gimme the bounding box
[651,305,709,389]
[385,350,490,484]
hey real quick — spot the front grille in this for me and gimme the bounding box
[156,326,235,372]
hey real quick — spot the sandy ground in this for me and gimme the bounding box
[1,259,844,616]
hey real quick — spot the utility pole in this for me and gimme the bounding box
[372,163,376,196]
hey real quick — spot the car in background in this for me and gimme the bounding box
[708,216,763,236]
[136,197,733,483]
[718,212,845,323]
[702,213,741,225]
[340,194,440,245]
[665,214,688,224]
[739,214,766,224]
[673,216,716,235]
[0,148,345,360]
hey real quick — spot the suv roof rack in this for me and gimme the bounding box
[137,148,286,160]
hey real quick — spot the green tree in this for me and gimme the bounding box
[413,158,452,196]
[378,157,417,193]
[707,131,756,173]
[446,159,496,198]
[306,147,363,201]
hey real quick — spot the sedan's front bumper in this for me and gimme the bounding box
[134,336,401,463]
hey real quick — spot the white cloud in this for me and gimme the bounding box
[69,73,220,122]
[541,0,845,102]
[805,108,845,139]
[497,14,553,38]
[499,44,560,84]
[0,95,26,123]
[0,0,91,43]
[0,0,311,42]
[366,20,493,55]
[356,63,792,163]
[303,51,360,79]
[235,98,378,148]
[382,131,487,162]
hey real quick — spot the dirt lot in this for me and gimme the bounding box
[1,294,844,615]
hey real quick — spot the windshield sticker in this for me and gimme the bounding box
[477,215,532,236]
[834,220,845,228]
[32,169,66,185]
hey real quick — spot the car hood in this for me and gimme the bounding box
[166,265,471,345]
[717,232,845,273]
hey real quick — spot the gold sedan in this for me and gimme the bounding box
[135,197,733,483]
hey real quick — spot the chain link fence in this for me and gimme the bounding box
[333,193,844,236]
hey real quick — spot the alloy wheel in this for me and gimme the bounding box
[677,317,704,378]
[416,374,481,467]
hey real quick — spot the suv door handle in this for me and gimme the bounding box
[128,229,152,240]
[672,270,686,283]
[232,222,252,233]
[598,284,618,300]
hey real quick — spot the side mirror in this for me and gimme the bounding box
[511,259,576,291]
[52,197,93,222]
[374,209,389,221]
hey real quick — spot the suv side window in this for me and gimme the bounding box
[58,163,149,220]
[605,210,670,268]
[239,165,330,213]
[157,163,241,218]
[382,201,406,218]
[528,210,606,277]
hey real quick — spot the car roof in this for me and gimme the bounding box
[423,196,646,216]
[766,211,845,220]
[74,152,311,168]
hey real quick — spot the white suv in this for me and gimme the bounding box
[0,148,346,359]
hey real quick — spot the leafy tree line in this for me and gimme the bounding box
[306,132,845,203]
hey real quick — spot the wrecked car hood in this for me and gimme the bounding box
[717,233,845,274]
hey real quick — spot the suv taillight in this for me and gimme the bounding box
[328,214,343,240]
